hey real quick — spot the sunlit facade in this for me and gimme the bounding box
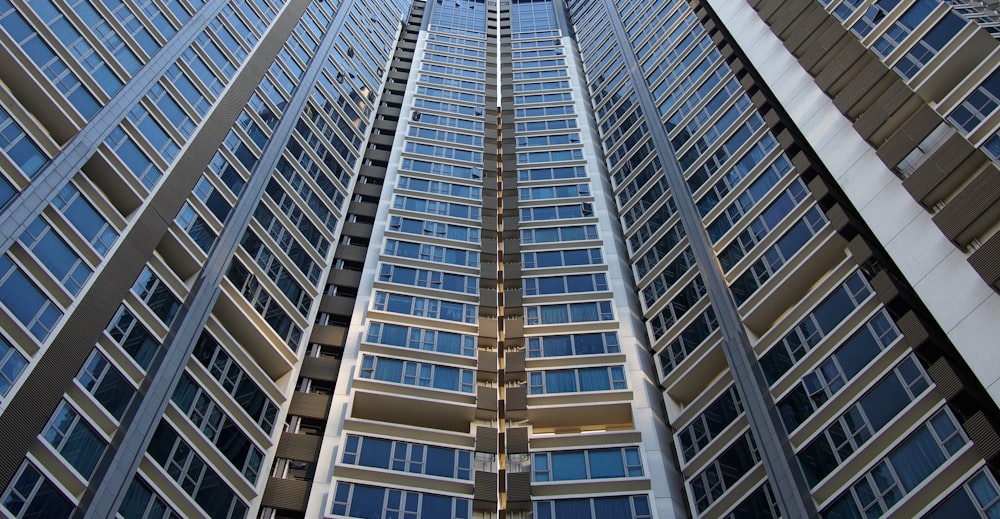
[1,0,1000,518]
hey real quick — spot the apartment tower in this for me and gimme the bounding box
[0,0,1000,518]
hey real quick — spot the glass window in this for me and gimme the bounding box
[518,166,586,182]
[0,254,62,341]
[649,275,707,340]
[0,106,48,178]
[131,267,180,326]
[373,291,477,324]
[634,222,687,279]
[77,349,134,419]
[175,203,216,252]
[105,127,160,189]
[226,258,302,351]
[729,207,828,306]
[0,334,26,398]
[723,483,780,519]
[366,322,476,357]
[164,64,211,114]
[520,203,593,222]
[534,495,652,519]
[524,274,608,296]
[950,69,1000,134]
[146,422,247,519]
[388,216,480,244]
[127,104,179,161]
[822,408,966,517]
[533,447,642,481]
[851,0,901,37]
[1,462,73,518]
[797,356,930,485]
[393,195,481,221]
[171,373,263,483]
[51,184,118,256]
[105,305,160,369]
[522,248,603,269]
[359,354,475,393]
[690,434,760,512]
[527,333,620,358]
[775,308,899,432]
[331,482,471,519]
[378,263,479,294]
[342,434,473,480]
[521,225,598,244]
[695,135,780,216]
[528,366,627,394]
[716,182,811,271]
[641,248,697,308]
[678,386,743,462]
[0,3,99,117]
[42,400,106,478]
[191,332,278,433]
[925,470,1000,519]
[705,157,796,240]
[657,307,719,377]
[118,477,179,519]
[19,217,92,295]
[893,13,965,80]
[761,270,874,383]
[872,0,936,58]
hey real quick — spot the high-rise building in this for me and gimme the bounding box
[1,0,1000,517]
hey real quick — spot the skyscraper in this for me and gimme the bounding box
[0,0,999,517]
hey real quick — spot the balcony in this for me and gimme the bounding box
[215,280,297,379]
[299,355,342,382]
[288,391,332,420]
[261,478,310,512]
[350,386,476,432]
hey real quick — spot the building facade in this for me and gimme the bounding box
[0,0,999,518]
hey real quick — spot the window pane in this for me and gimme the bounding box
[551,452,586,480]
[588,450,625,478]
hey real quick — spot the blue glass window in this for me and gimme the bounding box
[520,224,598,244]
[950,69,1000,134]
[146,422,247,518]
[0,335,26,398]
[366,321,476,356]
[105,127,160,189]
[43,401,106,478]
[172,373,263,483]
[822,409,966,518]
[77,349,134,419]
[51,184,118,256]
[533,447,642,481]
[359,354,475,393]
[522,248,603,269]
[528,366,626,394]
[534,495,652,519]
[373,291,477,324]
[0,106,47,177]
[0,254,61,341]
[130,267,180,326]
[342,434,473,480]
[525,301,614,324]
[19,217,92,295]
[524,274,608,295]
[526,333,620,358]
[118,477,178,519]
[331,482,471,519]
[384,239,480,268]
[1,462,73,518]
[191,332,278,433]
